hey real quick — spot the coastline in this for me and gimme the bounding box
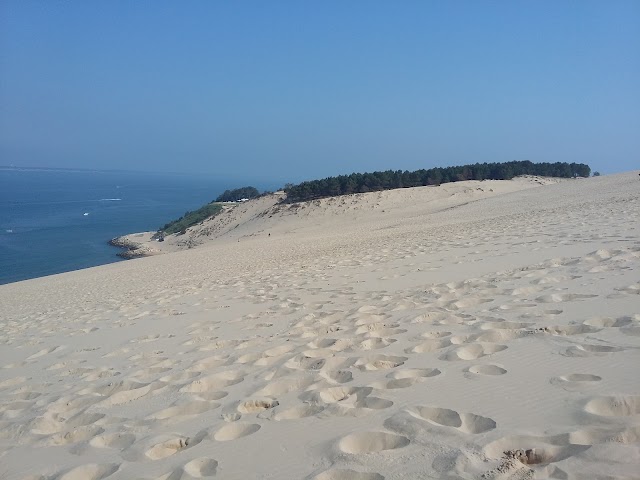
[0,167,233,284]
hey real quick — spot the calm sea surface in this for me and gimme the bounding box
[0,168,258,284]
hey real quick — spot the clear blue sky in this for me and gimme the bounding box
[1,1,638,182]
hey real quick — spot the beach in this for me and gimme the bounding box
[0,172,638,479]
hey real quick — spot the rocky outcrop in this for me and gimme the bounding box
[108,236,160,259]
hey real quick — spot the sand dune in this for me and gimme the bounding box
[0,173,639,479]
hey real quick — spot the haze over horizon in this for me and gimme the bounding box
[1,1,638,183]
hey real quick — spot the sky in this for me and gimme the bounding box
[1,1,638,182]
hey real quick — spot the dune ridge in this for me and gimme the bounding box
[0,172,638,479]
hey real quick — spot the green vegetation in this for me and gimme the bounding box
[159,185,263,236]
[161,202,223,235]
[216,186,260,202]
[284,161,591,203]
[593,171,601,176]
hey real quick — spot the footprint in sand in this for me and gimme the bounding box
[213,422,261,441]
[144,434,200,460]
[584,395,640,417]
[148,400,220,422]
[48,425,104,446]
[237,398,279,414]
[354,354,407,371]
[284,354,326,371]
[354,322,406,338]
[181,457,218,477]
[415,331,452,339]
[570,425,640,445]
[550,373,601,390]
[90,432,136,450]
[56,463,119,480]
[320,369,353,384]
[186,355,231,372]
[370,378,419,389]
[158,371,200,383]
[411,406,496,434]
[352,337,397,351]
[31,411,105,435]
[411,312,465,325]
[180,371,244,393]
[562,343,624,357]
[535,293,598,303]
[538,324,601,336]
[466,364,507,376]
[371,368,441,390]
[301,386,392,411]
[440,343,507,361]
[483,434,590,472]
[388,368,441,379]
[406,338,452,353]
[274,404,325,421]
[480,321,533,330]
[338,431,410,454]
[255,376,317,396]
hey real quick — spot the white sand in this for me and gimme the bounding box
[1,173,639,480]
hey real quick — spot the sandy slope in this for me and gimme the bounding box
[115,176,564,253]
[0,173,639,480]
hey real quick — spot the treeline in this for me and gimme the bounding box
[216,186,260,202]
[284,161,590,203]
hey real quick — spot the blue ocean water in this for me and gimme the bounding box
[0,168,251,284]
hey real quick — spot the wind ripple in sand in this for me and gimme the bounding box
[411,406,496,434]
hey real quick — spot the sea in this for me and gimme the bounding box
[0,168,272,285]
